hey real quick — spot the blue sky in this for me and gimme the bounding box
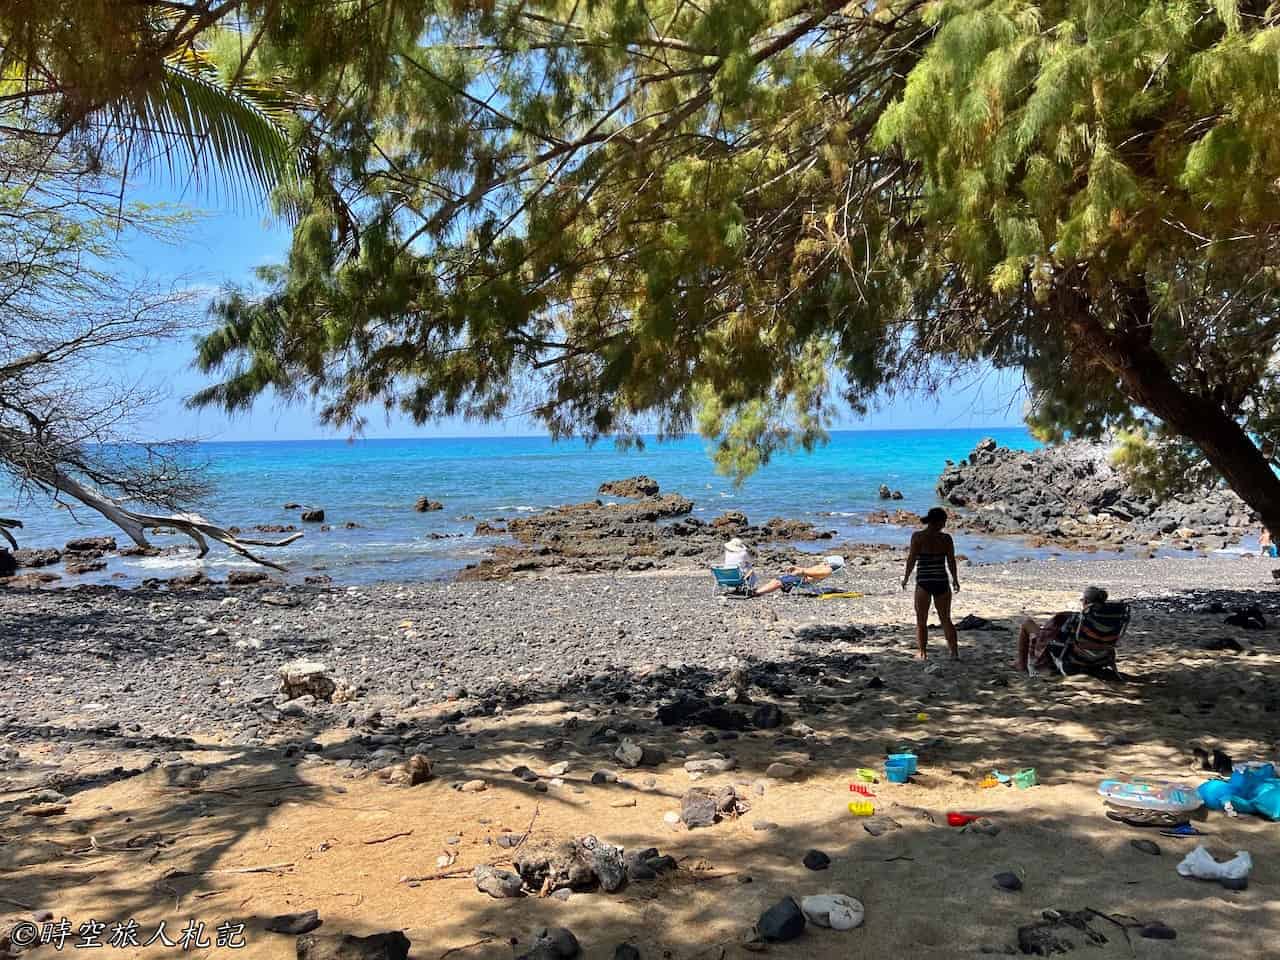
[122,186,1028,442]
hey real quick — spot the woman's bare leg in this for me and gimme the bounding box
[913,587,931,659]
[935,590,959,660]
[1015,617,1038,671]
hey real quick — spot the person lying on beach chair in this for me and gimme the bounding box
[752,556,845,597]
[1016,586,1130,677]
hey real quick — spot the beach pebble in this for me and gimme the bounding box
[460,779,487,792]
[613,945,641,960]
[679,790,718,829]
[297,932,409,960]
[993,871,1022,891]
[752,820,778,832]
[756,897,806,942]
[765,762,801,780]
[512,765,540,783]
[802,849,832,871]
[968,817,1001,836]
[265,909,322,935]
[591,771,618,785]
[473,865,523,899]
[1140,922,1176,940]
[1131,839,1161,856]
[800,894,865,930]
[863,816,902,836]
[663,811,681,826]
[547,761,571,777]
[521,927,579,959]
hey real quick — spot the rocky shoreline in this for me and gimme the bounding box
[936,438,1258,554]
[0,439,1266,590]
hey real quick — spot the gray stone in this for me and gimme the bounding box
[296,931,409,960]
[473,864,523,899]
[680,788,718,828]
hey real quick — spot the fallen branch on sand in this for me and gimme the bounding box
[400,867,483,883]
[163,861,294,879]
[363,831,413,845]
[438,937,497,959]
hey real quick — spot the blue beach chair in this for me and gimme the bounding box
[711,566,754,597]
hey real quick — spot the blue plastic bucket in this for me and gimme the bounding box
[887,752,918,776]
[885,759,912,783]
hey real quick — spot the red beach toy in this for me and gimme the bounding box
[947,812,981,827]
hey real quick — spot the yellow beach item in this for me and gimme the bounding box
[848,800,875,816]
[819,591,863,600]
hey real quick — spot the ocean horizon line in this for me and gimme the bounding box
[185,423,1030,446]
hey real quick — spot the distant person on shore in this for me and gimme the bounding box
[1015,586,1108,673]
[1262,527,1277,558]
[901,507,960,659]
[752,556,845,597]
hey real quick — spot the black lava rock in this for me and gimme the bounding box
[265,909,321,935]
[802,849,831,871]
[757,897,806,942]
[752,703,785,729]
[993,872,1023,891]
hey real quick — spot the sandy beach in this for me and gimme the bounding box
[3,553,1280,958]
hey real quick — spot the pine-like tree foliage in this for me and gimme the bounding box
[34,1,1273,509]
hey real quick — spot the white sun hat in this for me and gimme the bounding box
[824,555,846,570]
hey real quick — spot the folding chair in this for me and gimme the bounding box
[711,566,754,597]
[1046,601,1130,678]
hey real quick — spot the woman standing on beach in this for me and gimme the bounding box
[901,507,961,660]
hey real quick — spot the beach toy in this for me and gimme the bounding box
[992,770,1012,784]
[915,712,929,723]
[819,591,864,600]
[1013,768,1038,789]
[884,758,912,783]
[887,753,918,776]
[1229,761,1276,799]
[978,776,999,789]
[849,783,875,797]
[1252,781,1280,821]
[856,768,879,783]
[947,812,980,827]
[1198,779,1234,811]
[848,800,875,816]
[1098,778,1203,813]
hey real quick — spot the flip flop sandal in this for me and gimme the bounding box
[1105,808,1187,829]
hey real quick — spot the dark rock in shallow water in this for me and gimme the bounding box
[13,548,60,568]
[296,931,409,960]
[757,897,806,942]
[414,497,444,512]
[65,536,116,553]
[301,509,325,523]
[599,476,660,498]
[0,550,14,578]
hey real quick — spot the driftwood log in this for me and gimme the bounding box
[1,471,301,570]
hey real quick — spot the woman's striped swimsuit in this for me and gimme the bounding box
[916,553,951,596]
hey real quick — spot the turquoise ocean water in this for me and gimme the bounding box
[3,427,1046,584]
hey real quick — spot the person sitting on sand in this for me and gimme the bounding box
[1015,585,1109,673]
[901,507,960,660]
[752,556,845,597]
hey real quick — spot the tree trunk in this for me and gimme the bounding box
[1061,283,1280,536]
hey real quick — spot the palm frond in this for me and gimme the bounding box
[100,59,302,205]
